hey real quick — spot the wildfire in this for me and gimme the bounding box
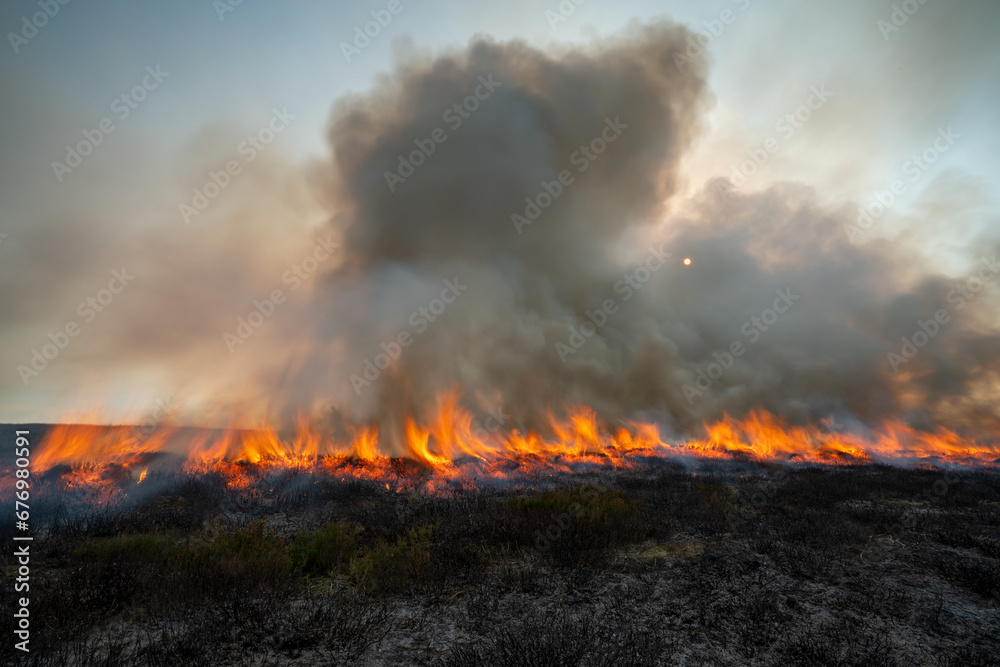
[21,396,1000,492]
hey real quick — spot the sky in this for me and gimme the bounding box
[1,0,998,430]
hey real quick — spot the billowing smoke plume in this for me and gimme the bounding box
[312,22,1000,436]
[3,16,997,440]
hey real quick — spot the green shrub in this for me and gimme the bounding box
[289,522,360,576]
[198,521,287,565]
[349,525,434,595]
[508,486,637,521]
[71,523,294,612]
[72,532,177,564]
[696,479,740,510]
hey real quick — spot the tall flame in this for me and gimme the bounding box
[24,396,1000,492]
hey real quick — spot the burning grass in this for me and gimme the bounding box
[13,403,1000,501]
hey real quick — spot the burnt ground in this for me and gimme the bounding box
[2,462,999,666]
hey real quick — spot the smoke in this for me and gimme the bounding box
[308,21,1000,436]
[313,23,710,430]
[2,14,997,438]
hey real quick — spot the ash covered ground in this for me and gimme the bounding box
[3,451,999,666]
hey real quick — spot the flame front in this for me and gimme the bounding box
[25,397,1000,492]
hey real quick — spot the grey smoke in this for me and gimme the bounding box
[315,22,1000,437]
[2,12,997,441]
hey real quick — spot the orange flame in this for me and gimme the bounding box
[23,397,1000,493]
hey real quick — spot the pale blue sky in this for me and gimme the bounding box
[6,0,998,204]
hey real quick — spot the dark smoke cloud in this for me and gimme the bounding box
[3,15,997,438]
[309,21,1000,437]
[317,23,709,425]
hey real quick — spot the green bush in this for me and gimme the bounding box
[71,523,294,611]
[350,525,435,595]
[176,522,293,593]
[200,521,287,562]
[289,522,360,576]
[696,479,740,510]
[72,532,177,564]
[508,486,637,521]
